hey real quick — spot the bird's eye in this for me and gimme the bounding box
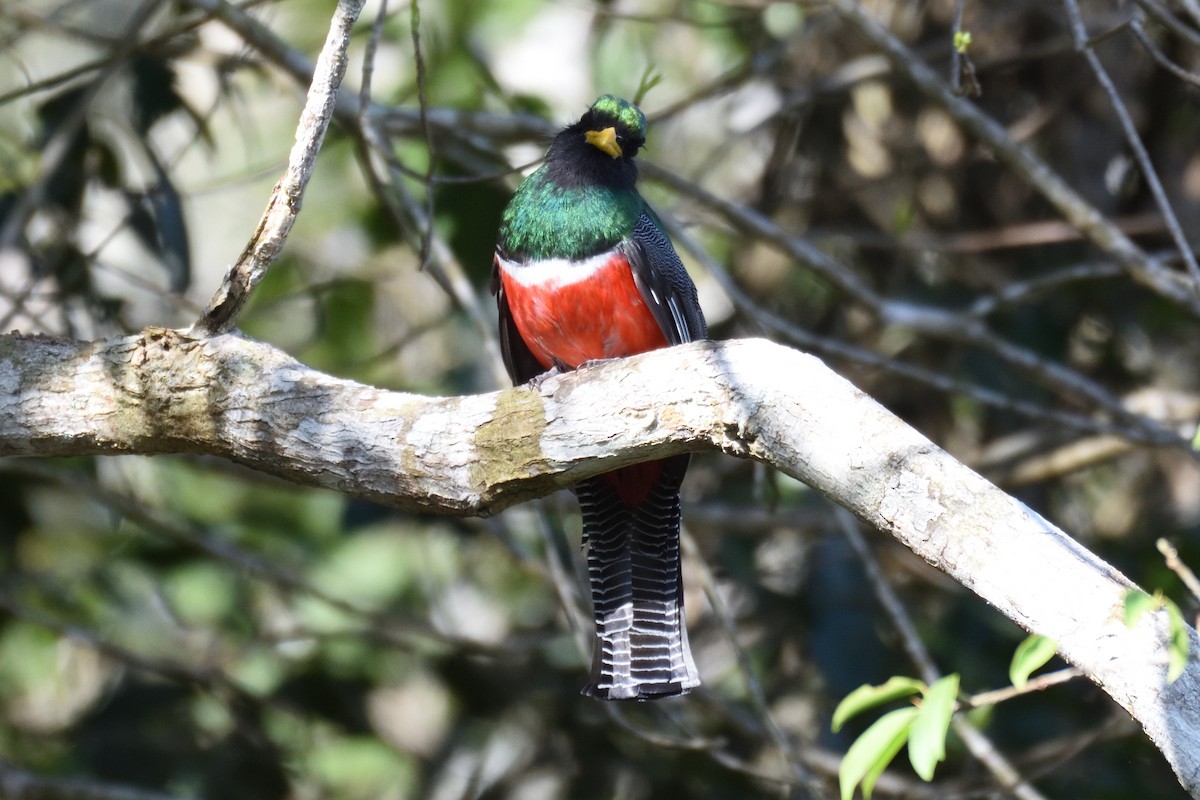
[617,135,641,157]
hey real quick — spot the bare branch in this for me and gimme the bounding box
[190,0,365,336]
[1158,539,1200,607]
[1137,0,1200,50]
[1060,0,1200,287]
[966,669,1085,709]
[1130,13,1200,87]
[833,0,1200,316]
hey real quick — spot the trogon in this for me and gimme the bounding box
[491,95,707,700]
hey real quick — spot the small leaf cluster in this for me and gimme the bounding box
[834,634,1059,799]
[832,674,958,800]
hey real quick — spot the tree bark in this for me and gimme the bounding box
[2,328,1197,796]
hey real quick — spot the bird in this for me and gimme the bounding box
[491,94,707,700]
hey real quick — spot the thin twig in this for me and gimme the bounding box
[1012,713,1139,789]
[355,116,510,387]
[1060,0,1200,289]
[950,0,966,93]
[0,0,163,331]
[1130,13,1200,87]
[409,0,437,270]
[1136,0,1200,50]
[359,0,388,122]
[681,530,826,799]
[1181,0,1200,29]
[949,0,980,96]
[643,162,883,308]
[968,260,1125,317]
[964,668,1083,708]
[190,0,366,336]
[833,0,1200,317]
[1158,539,1200,605]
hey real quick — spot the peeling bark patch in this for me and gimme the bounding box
[720,420,752,457]
[878,469,946,542]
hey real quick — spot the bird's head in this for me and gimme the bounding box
[545,95,648,189]
[579,94,647,160]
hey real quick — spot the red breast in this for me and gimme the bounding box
[497,250,668,370]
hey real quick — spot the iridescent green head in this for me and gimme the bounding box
[583,95,647,159]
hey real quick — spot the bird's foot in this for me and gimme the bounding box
[578,356,619,371]
[528,364,564,389]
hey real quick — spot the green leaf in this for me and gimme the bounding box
[832,676,925,732]
[953,30,973,54]
[1124,589,1160,628]
[908,674,959,781]
[1166,600,1191,683]
[840,707,918,800]
[1009,634,1057,689]
[1123,591,1190,682]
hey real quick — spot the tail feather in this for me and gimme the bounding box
[576,455,699,700]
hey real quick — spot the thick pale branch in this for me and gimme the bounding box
[1,330,1198,794]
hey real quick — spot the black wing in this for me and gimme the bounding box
[624,211,707,346]
[491,254,546,386]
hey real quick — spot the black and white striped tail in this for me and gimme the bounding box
[575,455,699,700]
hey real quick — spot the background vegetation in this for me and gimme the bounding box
[2,0,1199,797]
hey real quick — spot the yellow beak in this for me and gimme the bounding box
[585,126,622,159]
